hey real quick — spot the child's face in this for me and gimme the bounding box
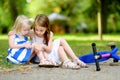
[35,25,46,37]
[21,24,30,36]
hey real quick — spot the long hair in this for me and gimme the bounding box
[34,14,50,45]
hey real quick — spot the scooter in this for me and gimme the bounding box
[79,43,120,71]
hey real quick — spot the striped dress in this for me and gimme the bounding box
[6,34,32,64]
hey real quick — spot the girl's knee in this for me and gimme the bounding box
[60,38,66,44]
[60,38,65,41]
[58,46,64,51]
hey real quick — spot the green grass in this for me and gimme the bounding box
[54,33,120,55]
[0,33,120,68]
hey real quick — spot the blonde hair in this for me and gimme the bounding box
[12,15,33,35]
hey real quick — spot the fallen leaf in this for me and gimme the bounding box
[17,67,24,72]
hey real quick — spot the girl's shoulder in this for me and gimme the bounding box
[8,31,15,36]
[50,31,54,37]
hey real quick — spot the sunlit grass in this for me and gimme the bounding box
[1,34,120,41]
[54,33,120,55]
[0,33,120,68]
[0,34,8,40]
[54,33,120,41]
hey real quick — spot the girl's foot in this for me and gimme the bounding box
[62,60,80,70]
[47,59,60,67]
[39,59,52,65]
[39,59,58,67]
[72,58,88,68]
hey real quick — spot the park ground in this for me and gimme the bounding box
[0,34,120,80]
[0,59,120,80]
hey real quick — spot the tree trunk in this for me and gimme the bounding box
[97,0,102,40]
[101,0,108,33]
[9,0,18,22]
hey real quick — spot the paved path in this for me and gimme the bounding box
[0,59,120,80]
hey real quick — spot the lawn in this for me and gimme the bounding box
[0,33,120,68]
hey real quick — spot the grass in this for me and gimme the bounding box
[0,33,120,68]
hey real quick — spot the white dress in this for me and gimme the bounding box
[31,36,61,64]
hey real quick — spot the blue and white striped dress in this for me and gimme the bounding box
[6,34,32,64]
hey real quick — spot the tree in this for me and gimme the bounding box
[27,0,92,33]
[97,0,102,40]
[0,0,29,34]
[83,0,120,39]
[9,0,18,21]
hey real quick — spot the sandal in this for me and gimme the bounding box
[72,58,88,68]
[39,59,55,67]
[62,60,80,69]
[47,59,60,67]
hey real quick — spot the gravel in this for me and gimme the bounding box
[0,59,120,80]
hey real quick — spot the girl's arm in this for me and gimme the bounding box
[43,31,53,53]
[8,31,31,49]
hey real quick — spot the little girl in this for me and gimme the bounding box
[31,14,88,69]
[6,15,34,64]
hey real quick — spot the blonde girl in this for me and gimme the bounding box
[6,15,34,64]
[31,14,88,69]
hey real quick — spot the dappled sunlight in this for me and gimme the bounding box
[62,36,100,41]
[54,34,99,41]
[0,35,8,40]
[1,34,120,41]
[103,35,120,41]
[54,34,120,41]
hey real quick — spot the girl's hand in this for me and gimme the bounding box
[8,31,15,36]
[24,43,32,49]
[41,44,47,51]
[32,42,44,52]
[35,44,44,51]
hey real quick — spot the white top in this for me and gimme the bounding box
[31,32,61,64]
[31,35,44,44]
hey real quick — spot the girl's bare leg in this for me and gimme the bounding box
[43,52,57,65]
[32,43,51,65]
[58,46,80,69]
[43,52,50,60]
[58,46,69,62]
[36,51,45,61]
[59,38,88,67]
[32,43,45,62]
[59,38,78,60]
[37,51,53,65]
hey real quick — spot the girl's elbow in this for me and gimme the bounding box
[47,49,52,53]
[9,44,14,48]
[47,50,52,53]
